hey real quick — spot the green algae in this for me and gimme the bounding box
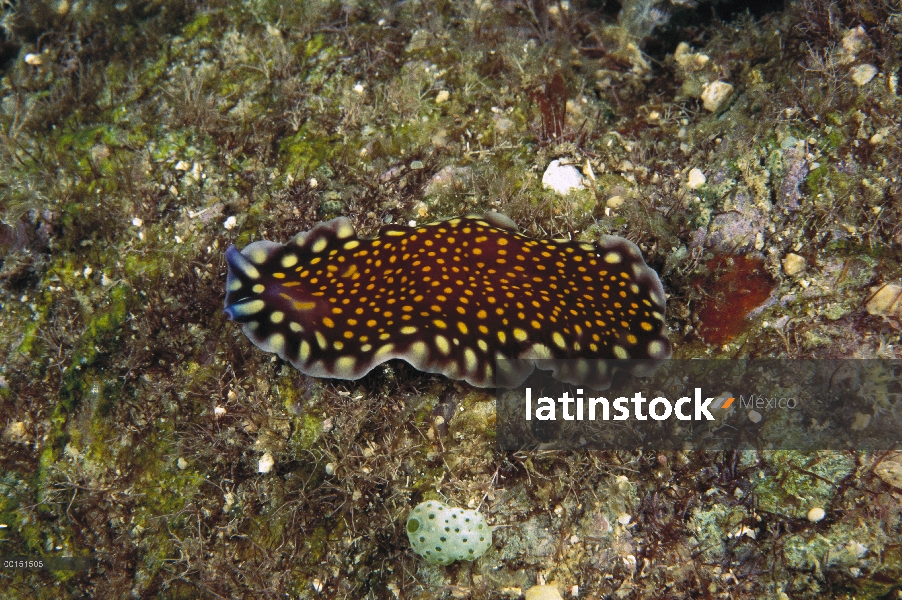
[689,502,751,562]
[749,451,854,520]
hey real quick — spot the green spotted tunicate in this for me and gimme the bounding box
[406,501,492,565]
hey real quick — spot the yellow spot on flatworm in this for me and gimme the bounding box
[281,254,298,268]
[335,356,356,373]
[236,299,265,315]
[252,284,265,294]
[409,341,428,360]
[267,333,285,353]
[335,221,354,239]
[374,344,395,358]
[401,326,417,335]
[311,238,328,253]
[464,348,478,372]
[270,311,284,324]
[530,344,551,359]
[247,247,269,264]
[648,340,666,357]
[513,328,528,342]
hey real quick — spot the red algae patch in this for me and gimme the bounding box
[693,255,776,345]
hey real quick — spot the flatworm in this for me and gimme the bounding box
[224,213,671,388]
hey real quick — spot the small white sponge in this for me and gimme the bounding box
[406,501,492,565]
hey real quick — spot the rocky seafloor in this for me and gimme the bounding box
[1,0,901,597]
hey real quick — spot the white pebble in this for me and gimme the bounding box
[851,64,877,86]
[24,53,42,66]
[353,83,365,94]
[842,26,869,57]
[782,253,806,276]
[132,217,143,227]
[687,168,706,189]
[177,457,188,470]
[214,406,226,417]
[223,215,237,230]
[866,283,902,317]
[524,585,564,600]
[435,90,450,104]
[701,81,733,112]
[174,160,190,171]
[542,160,585,194]
[83,266,93,279]
[807,507,826,522]
[748,410,762,423]
[325,462,336,476]
[258,452,275,474]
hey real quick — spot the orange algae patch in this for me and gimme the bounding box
[693,255,776,345]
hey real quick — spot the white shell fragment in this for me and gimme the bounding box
[542,160,585,194]
[258,452,275,474]
[866,283,902,317]
[782,253,806,276]
[687,168,706,189]
[851,64,877,86]
[701,81,733,112]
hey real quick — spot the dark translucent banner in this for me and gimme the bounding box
[495,360,902,451]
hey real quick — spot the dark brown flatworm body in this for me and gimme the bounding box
[224,213,670,388]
